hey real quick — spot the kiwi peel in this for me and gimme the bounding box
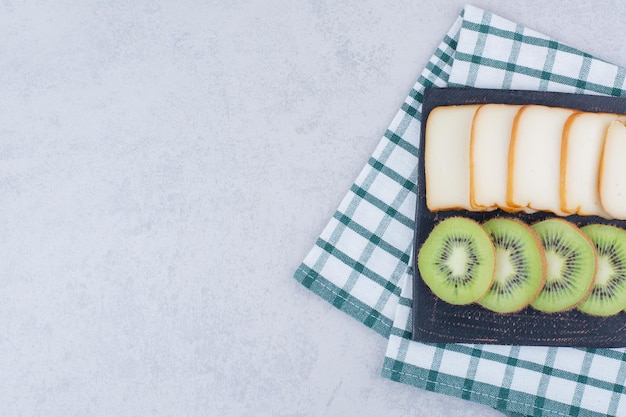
[418,217,495,305]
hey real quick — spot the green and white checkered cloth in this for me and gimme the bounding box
[294,5,626,417]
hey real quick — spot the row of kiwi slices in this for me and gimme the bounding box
[417,217,626,316]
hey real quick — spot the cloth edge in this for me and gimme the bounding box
[294,265,393,337]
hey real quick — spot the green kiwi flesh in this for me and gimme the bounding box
[478,218,546,313]
[578,224,626,316]
[530,219,597,313]
[418,217,495,305]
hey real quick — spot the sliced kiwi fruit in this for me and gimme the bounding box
[529,219,597,313]
[478,218,546,313]
[418,217,495,305]
[578,224,626,316]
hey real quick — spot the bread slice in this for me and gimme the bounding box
[600,120,626,219]
[507,105,576,216]
[561,112,626,218]
[425,105,482,211]
[471,104,531,212]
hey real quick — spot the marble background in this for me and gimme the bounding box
[2,1,626,416]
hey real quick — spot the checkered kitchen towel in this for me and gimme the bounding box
[294,4,626,417]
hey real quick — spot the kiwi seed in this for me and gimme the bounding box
[418,217,495,305]
[478,218,546,313]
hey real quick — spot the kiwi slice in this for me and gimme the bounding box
[530,219,597,313]
[418,217,495,305]
[578,224,626,316]
[478,218,546,313]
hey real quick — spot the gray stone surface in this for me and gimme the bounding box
[2,1,625,416]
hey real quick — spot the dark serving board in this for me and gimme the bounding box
[412,87,626,347]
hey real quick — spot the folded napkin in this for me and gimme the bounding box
[295,4,626,417]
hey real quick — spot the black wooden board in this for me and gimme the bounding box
[412,87,626,347]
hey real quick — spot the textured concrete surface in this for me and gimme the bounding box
[2,1,626,416]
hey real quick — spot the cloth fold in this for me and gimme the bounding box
[295,4,626,416]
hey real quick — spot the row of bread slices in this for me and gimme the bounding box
[425,104,626,219]
[417,217,626,316]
